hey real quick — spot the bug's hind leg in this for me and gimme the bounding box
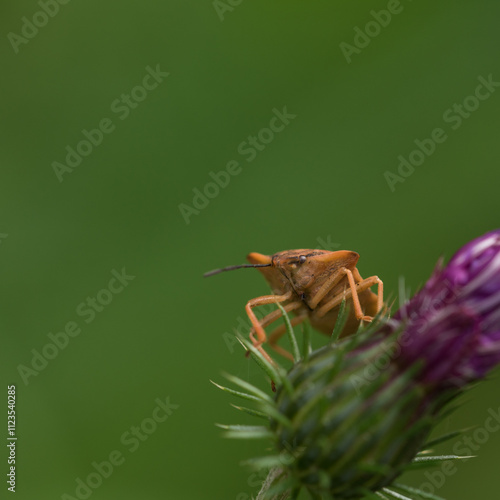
[345,269,383,322]
[352,268,384,315]
[316,269,383,322]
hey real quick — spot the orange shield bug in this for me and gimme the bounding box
[205,249,384,364]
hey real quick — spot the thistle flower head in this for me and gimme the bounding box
[392,229,500,388]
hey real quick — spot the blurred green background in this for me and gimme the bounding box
[1,1,500,499]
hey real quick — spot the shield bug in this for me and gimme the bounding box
[205,249,383,364]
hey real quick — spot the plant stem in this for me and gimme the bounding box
[256,467,291,500]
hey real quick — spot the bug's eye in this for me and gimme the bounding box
[299,255,307,264]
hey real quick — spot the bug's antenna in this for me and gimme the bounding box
[204,263,271,278]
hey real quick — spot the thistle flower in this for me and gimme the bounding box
[392,228,500,389]
[215,230,500,500]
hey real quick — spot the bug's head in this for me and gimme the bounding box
[267,249,360,289]
[245,252,286,291]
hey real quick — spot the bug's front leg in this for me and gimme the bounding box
[254,301,305,361]
[245,291,292,364]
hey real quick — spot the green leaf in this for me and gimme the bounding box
[381,488,413,500]
[412,454,475,463]
[210,379,263,403]
[392,482,446,500]
[257,402,292,429]
[301,320,312,362]
[403,462,442,472]
[375,492,390,500]
[215,424,274,440]
[405,453,475,471]
[276,302,300,363]
[422,429,470,450]
[242,455,286,469]
[236,336,287,391]
[230,404,268,419]
[330,298,348,342]
[359,488,383,499]
[221,373,273,402]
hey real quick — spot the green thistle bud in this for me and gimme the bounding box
[270,329,443,499]
[215,314,472,500]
